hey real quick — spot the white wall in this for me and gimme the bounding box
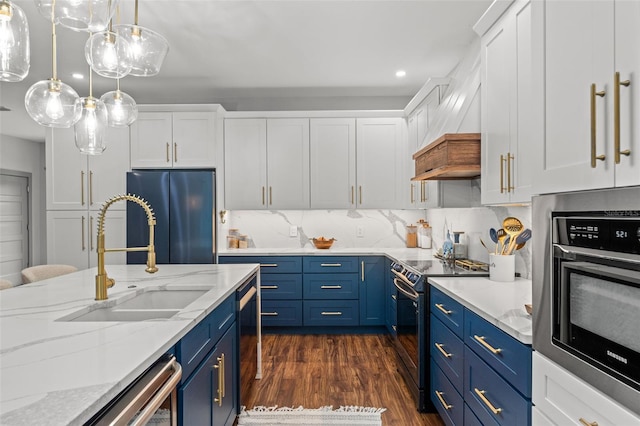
[0,135,46,266]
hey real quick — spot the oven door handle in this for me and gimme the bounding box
[554,243,640,265]
[392,269,416,288]
[240,286,257,310]
[393,278,419,301]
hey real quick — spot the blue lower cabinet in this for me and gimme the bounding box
[464,347,531,426]
[261,274,303,300]
[261,300,303,326]
[464,403,485,426]
[359,256,385,326]
[179,323,237,426]
[303,300,359,326]
[431,359,464,426]
[431,315,464,392]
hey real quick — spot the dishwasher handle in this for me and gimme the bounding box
[131,358,182,426]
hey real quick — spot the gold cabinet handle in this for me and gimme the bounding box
[321,311,343,316]
[579,418,599,426]
[81,216,86,251]
[614,71,632,164]
[261,285,279,289]
[361,261,365,281]
[590,84,607,167]
[261,312,279,316]
[473,335,502,354]
[435,390,453,410]
[410,184,415,204]
[260,263,278,267]
[174,142,178,163]
[262,186,265,205]
[392,325,397,331]
[89,171,94,206]
[359,185,362,205]
[320,263,342,267]
[435,303,452,315]
[421,181,426,202]
[90,215,94,251]
[321,285,342,289]
[351,186,354,205]
[435,342,452,358]
[500,154,505,193]
[507,152,514,192]
[213,354,224,406]
[166,142,170,163]
[391,294,397,300]
[80,171,85,206]
[269,186,272,205]
[474,388,502,414]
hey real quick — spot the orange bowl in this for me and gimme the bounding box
[311,237,336,249]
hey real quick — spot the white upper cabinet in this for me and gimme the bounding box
[480,0,534,204]
[534,0,640,193]
[356,118,403,209]
[46,127,130,211]
[130,111,216,168]
[224,118,310,210]
[309,118,356,209]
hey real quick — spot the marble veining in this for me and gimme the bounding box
[0,264,259,425]
[428,276,532,344]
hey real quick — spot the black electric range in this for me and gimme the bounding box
[389,257,488,412]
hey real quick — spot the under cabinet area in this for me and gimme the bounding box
[478,0,534,204]
[533,0,640,193]
[130,110,218,168]
[429,287,532,426]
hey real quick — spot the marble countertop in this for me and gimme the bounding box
[0,263,259,426]
[427,276,533,344]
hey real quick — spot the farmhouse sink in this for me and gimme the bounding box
[57,288,210,322]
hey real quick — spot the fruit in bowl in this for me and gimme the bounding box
[311,237,336,249]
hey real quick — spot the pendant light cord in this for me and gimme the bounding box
[134,0,138,25]
[51,0,57,80]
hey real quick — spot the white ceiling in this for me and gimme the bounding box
[0,0,491,142]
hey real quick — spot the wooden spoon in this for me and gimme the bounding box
[502,217,524,254]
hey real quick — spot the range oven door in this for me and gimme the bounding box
[553,249,640,391]
[392,276,421,388]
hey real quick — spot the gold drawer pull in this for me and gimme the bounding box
[166,142,170,163]
[435,342,452,358]
[320,263,342,267]
[213,354,224,406]
[321,311,342,316]
[174,142,178,163]
[260,263,278,267]
[473,335,502,354]
[435,303,452,315]
[261,285,279,289]
[321,285,342,289]
[435,390,452,410]
[261,312,279,316]
[579,418,599,426]
[474,388,502,414]
[392,325,397,331]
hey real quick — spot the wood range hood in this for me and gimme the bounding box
[411,133,481,181]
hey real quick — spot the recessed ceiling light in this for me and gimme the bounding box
[72,73,84,79]
[395,70,406,78]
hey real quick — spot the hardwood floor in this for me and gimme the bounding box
[241,333,446,426]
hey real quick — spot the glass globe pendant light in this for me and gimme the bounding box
[114,0,168,77]
[85,19,132,78]
[25,0,81,127]
[100,79,137,127]
[0,0,30,82]
[35,0,119,33]
[75,67,108,154]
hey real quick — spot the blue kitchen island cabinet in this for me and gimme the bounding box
[430,287,531,426]
[177,295,237,426]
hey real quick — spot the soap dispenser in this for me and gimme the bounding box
[443,230,454,257]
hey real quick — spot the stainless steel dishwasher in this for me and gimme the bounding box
[237,274,262,410]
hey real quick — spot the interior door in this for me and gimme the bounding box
[0,173,29,284]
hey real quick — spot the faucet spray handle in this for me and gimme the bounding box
[146,249,158,273]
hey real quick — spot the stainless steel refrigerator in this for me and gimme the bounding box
[126,170,216,264]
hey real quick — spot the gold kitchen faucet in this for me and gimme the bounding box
[95,194,158,300]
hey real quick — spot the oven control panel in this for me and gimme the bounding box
[555,216,640,254]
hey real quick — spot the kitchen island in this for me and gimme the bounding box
[0,263,259,425]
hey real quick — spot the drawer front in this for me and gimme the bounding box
[261,274,302,300]
[431,315,464,392]
[303,273,359,299]
[464,309,531,398]
[464,347,531,426]
[178,295,235,381]
[303,256,359,273]
[431,359,464,426]
[261,300,302,327]
[219,255,302,274]
[465,403,489,426]
[431,287,464,338]
[303,300,359,326]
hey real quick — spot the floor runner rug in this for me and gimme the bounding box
[237,405,386,426]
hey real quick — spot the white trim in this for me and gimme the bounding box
[137,104,226,113]
[403,77,451,116]
[224,110,405,119]
[473,0,515,37]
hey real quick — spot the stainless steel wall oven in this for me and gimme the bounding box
[533,186,640,415]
